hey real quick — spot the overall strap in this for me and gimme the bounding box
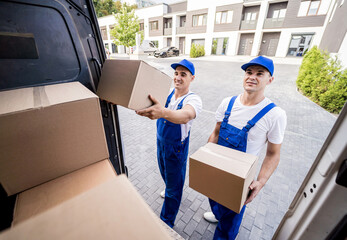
[165,89,175,108]
[243,103,276,132]
[223,96,237,123]
[177,92,194,110]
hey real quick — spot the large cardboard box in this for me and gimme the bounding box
[0,175,172,240]
[0,82,109,195]
[97,59,172,110]
[189,142,258,213]
[12,160,116,226]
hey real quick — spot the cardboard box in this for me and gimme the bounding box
[0,82,109,195]
[189,142,258,213]
[97,59,172,110]
[12,159,116,225]
[0,175,172,240]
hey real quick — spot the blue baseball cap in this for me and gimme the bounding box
[171,59,195,75]
[241,56,274,76]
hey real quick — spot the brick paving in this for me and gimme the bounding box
[116,56,337,239]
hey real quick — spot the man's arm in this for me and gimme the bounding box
[136,95,196,124]
[208,122,221,143]
[245,142,281,204]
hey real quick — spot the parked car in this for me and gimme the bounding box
[154,47,179,58]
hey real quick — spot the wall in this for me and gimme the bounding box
[319,0,347,53]
[282,0,329,28]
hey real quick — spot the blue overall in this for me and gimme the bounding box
[210,96,276,240]
[157,89,193,227]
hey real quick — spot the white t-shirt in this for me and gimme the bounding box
[167,89,202,141]
[215,95,287,156]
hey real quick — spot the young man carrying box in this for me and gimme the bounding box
[136,59,202,227]
[204,56,287,239]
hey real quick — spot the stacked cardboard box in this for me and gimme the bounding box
[1,163,171,239]
[0,82,171,239]
[189,142,258,213]
[0,82,109,195]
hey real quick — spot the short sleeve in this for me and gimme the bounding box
[185,94,202,119]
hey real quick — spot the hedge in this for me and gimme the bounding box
[296,46,347,114]
[190,43,205,58]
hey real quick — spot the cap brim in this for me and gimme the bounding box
[171,63,193,75]
[171,63,180,70]
[241,63,272,76]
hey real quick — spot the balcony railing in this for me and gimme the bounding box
[240,20,257,30]
[263,18,284,29]
[164,28,172,35]
[176,27,186,34]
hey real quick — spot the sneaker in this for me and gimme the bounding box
[203,212,218,223]
[160,190,165,198]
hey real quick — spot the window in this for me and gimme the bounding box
[245,12,257,21]
[193,14,207,27]
[149,21,158,30]
[273,9,286,18]
[100,27,107,40]
[139,23,144,31]
[287,34,313,57]
[180,16,186,27]
[192,39,205,46]
[308,1,320,15]
[211,38,229,55]
[215,11,233,24]
[298,0,322,16]
[164,19,172,29]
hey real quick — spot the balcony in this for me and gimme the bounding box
[240,20,257,30]
[176,27,186,34]
[263,18,284,29]
[164,28,172,36]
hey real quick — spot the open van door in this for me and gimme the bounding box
[273,103,347,239]
[0,0,126,230]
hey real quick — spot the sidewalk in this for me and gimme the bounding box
[110,53,303,65]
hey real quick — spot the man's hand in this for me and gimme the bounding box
[244,180,264,205]
[135,95,165,120]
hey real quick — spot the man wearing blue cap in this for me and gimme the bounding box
[203,56,287,239]
[136,59,202,227]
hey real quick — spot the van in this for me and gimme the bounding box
[140,40,159,55]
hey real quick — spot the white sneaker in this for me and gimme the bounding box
[160,190,165,198]
[203,212,218,223]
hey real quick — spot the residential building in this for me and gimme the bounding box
[98,0,347,64]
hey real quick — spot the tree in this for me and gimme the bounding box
[110,3,140,52]
[92,0,137,18]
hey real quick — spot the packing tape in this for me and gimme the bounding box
[33,86,50,108]
[200,146,250,167]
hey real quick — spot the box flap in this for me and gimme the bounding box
[0,82,97,116]
[96,59,141,106]
[0,87,34,115]
[190,142,258,178]
[0,175,172,240]
[44,82,98,106]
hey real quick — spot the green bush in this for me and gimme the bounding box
[296,46,328,96]
[319,68,347,113]
[296,46,347,114]
[190,43,205,58]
